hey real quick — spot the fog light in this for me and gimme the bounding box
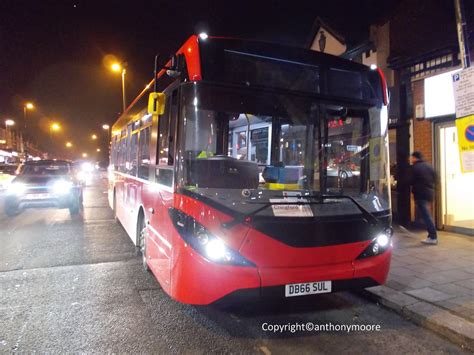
[372,243,380,254]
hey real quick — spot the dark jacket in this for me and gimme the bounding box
[410,160,436,202]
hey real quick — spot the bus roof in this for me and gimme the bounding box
[112,35,385,133]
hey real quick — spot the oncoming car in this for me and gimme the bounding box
[73,161,95,186]
[4,160,83,216]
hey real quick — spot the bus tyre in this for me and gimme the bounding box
[138,216,149,272]
[113,191,118,222]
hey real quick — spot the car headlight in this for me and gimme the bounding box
[81,162,93,172]
[357,229,393,259]
[9,182,26,195]
[52,180,73,194]
[169,208,255,266]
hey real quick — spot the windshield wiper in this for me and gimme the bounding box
[221,193,380,229]
[319,194,380,227]
[221,198,319,229]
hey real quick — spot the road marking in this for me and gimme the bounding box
[12,310,30,351]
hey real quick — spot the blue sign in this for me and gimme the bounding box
[466,125,474,142]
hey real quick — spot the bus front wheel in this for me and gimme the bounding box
[137,214,149,272]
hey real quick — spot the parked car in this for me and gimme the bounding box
[0,164,19,190]
[326,164,360,179]
[4,160,83,216]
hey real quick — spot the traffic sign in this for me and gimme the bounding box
[452,66,474,118]
[456,114,474,172]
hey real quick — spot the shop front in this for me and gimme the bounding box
[425,70,474,235]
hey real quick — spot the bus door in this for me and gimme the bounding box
[229,118,271,164]
[146,92,177,291]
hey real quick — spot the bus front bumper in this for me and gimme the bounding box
[170,246,391,305]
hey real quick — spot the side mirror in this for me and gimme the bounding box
[148,92,166,115]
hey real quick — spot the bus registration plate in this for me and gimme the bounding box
[27,193,50,200]
[285,281,332,297]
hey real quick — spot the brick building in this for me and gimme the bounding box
[308,0,474,235]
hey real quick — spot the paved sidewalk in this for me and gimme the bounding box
[366,227,474,350]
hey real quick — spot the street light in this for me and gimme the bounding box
[50,122,61,139]
[82,153,88,158]
[66,142,72,148]
[5,119,15,148]
[110,61,127,113]
[23,102,34,129]
[92,134,97,140]
[96,148,101,152]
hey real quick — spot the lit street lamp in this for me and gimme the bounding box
[92,134,97,140]
[50,122,61,138]
[5,119,15,148]
[66,142,73,148]
[102,124,110,136]
[110,61,127,113]
[23,102,34,128]
[96,148,101,152]
[82,153,88,158]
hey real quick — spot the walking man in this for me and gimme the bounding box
[410,151,438,245]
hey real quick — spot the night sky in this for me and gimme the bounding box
[0,0,398,159]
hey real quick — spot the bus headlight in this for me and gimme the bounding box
[52,180,73,194]
[205,239,229,262]
[375,233,389,248]
[169,208,255,266]
[357,230,392,260]
[9,182,26,195]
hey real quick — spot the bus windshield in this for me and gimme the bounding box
[179,83,390,214]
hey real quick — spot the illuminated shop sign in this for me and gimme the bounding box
[424,69,461,118]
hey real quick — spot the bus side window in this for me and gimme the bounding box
[167,90,178,165]
[157,90,177,166]
[129,131,138,176]
[157,97,170,165]
[138,126,151,180]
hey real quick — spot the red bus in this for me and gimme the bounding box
[109,34,392,305]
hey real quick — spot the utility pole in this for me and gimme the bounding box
[454,0,471,68]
